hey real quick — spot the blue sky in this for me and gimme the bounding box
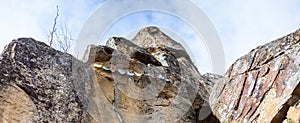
[0,0,299,74]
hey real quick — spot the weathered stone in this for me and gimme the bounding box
[0,27,220,123]
[106,37,162,66]
[0,84,38,122]
[0,38,120,122]
[210,29,300,123]
[84,27,218,123]
[132,26,185,51]
[132,26,194,67]
[283,100,300,123]
[202,73,223,92]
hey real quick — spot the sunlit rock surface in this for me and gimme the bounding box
[1,27,298,123]
[0,38,101,122]
[0,27,218,123]
[85,27,218,123]
[210,29,300,123]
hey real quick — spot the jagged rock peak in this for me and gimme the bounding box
[132,26,185,50]
[132,26,195,67]
[84,27,218,122]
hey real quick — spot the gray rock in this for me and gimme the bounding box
[106,37,162,66]
[0,38,119,123]
[0,27,219,123]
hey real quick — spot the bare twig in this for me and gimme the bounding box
[55,23,73,53]
[48,5,73,53]
[48,5,59,47]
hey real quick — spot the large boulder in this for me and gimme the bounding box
[83,27,218,123]
[210,29,300,122]
[0,38,120,122]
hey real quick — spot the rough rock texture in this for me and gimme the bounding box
[210,29,300,122]
[0,38,120,122]
[4,27,299,123]
[202,73,222,93]
[0,27,219,123]
[84,27,218,123]
[283,100,300,123]
[132,27,194,66]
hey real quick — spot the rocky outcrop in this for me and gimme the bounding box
[0,27,218,123]
[132,26,194,66]
[85,27,218,123]
[0,38,120,122]
[2,26,298,123]
[210,29,300,122]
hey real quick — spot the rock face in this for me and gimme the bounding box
[210,29,300,122]
[0,27,218,122]
[283,100,300,123]
[0,38,120,122]
[85,26,218,123]
[1,26,299,123]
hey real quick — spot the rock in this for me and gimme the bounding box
[210,29,300,122]
[0,38,120,122]
[106,37,162,66]
[132,26,185,51]
[0,27,219,122]
[283,100,300,123]
[5,27,299,123]
[0,83,37,122]
[132,26,194,66]
[132,26,211,101]
[202,73,223,92]
[84,27,218,123]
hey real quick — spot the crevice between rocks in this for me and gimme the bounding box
[270,82,300,123]
[112,100,124,123]
[249,69,281,118]
[112,85,124,123]
[234,76,248,111]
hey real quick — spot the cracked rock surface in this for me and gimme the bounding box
[0,38,125,123]
[0,38,97,122]
[210,29,300,123]
[0,27,218,123]
[84,27,218,123]
[1,26,299,123]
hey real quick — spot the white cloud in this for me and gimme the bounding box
[101,11,213,73]
[194,0,300,68]
[0,0,100,52]
[0,0,299,74]
[0,1,53,49]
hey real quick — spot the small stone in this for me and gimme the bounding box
[144,73,150,77]
[102,66,110,71]
[134,72,142,77]
[92,63,103,68]
[117,69,126,75]
[150,75,157,79]
[127,71,134,76]
[110,67,116,72]
[165,78,171,83]
[158,74,165,80]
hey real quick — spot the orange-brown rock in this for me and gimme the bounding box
[283,100,300,123]
[84,27,219,123]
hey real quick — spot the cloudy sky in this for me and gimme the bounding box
[0,0,299,74]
